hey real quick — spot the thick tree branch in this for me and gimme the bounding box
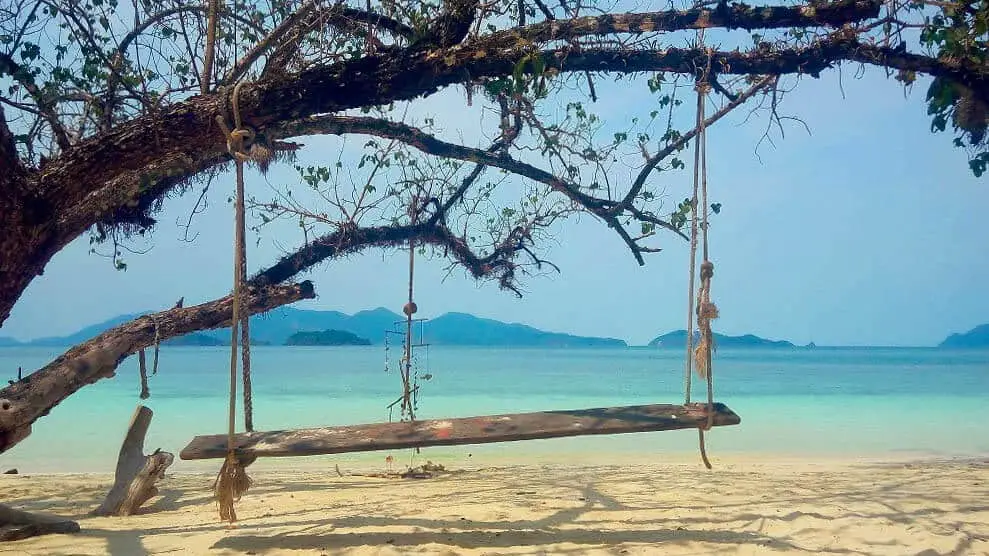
[33,3,957,218]
[251,221,536,295]
[251,223,434,287]
[506,0,881,43]
[43,33,985,226]
[0,282,315,453]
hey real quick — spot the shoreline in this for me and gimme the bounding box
[5,449,987,477]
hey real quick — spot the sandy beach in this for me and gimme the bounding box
[1,455,987,555]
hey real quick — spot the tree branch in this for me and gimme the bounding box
[0,104,26,190]
[325,4,417,41]
[219,0,321,87]
[277,114,604,206]
[250,220,539,296]
[0,53,71,151]
[274,113,681,261]
[505,0,881,44]
[0,281,315,453]
[35,2,956,212]
[43,29,985,227]
[622,75,777,209]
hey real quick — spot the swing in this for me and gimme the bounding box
[182,73,738,451]
[187,11,738,522]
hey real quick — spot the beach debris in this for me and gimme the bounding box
[2,469,16,475]
[92,405,174,517]
[400,460,446,479]
[0,503,80,541]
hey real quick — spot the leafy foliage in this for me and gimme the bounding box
[1,0,986,290]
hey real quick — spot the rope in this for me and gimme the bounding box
[208,6,252,518]
[138,349,150,400]
[228,75,254,434]
[241,314,253,432]
[151,319,160,376]
[684,32,718,470]
[136,315,162,399]
[401,198,419,423]
[238,187,253,432]
[683,85,703,406]
[229,147,245,448]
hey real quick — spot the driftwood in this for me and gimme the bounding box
[92,405,173,517]
[0,503,80,542]
[181,402,741,460]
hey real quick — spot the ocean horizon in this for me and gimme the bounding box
[2,344,987,474]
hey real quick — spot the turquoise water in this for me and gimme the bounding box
[1,346,987,473]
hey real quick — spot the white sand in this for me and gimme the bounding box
[2,456,987,555]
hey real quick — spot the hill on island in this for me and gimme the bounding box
[1,307,626,348]
[284,329,371,346]
[938,324,989,348]
[648,330,796,349]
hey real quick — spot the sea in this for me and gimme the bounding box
[1,345,987,474]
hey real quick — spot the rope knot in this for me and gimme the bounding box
[215,80,256,162]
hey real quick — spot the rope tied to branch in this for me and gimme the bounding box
[212,78,253,525]
[684,40,718,470]
[138,349,150,400]
[136,314,163,399]
[215,81,256,163]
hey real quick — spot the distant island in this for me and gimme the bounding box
[939,324,989,349]
[648,330,796,349]
[164,333,225,346]
[284,329,371,346]
[0,307,627,348]
[7,308,983,349]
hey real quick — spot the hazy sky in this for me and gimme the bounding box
[3,65,987,347]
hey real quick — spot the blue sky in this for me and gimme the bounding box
[2,65,987,347]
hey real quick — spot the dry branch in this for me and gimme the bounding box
[0,504,79,542]
[251,220,534,294]
[92,405,174,516]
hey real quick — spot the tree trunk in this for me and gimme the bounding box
[0,281,315,454]
[0,503,79,542]
[92,405,174,517]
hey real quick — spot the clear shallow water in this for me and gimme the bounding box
[0,346,987,473]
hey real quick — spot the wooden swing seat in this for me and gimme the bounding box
[179,402,740,460]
